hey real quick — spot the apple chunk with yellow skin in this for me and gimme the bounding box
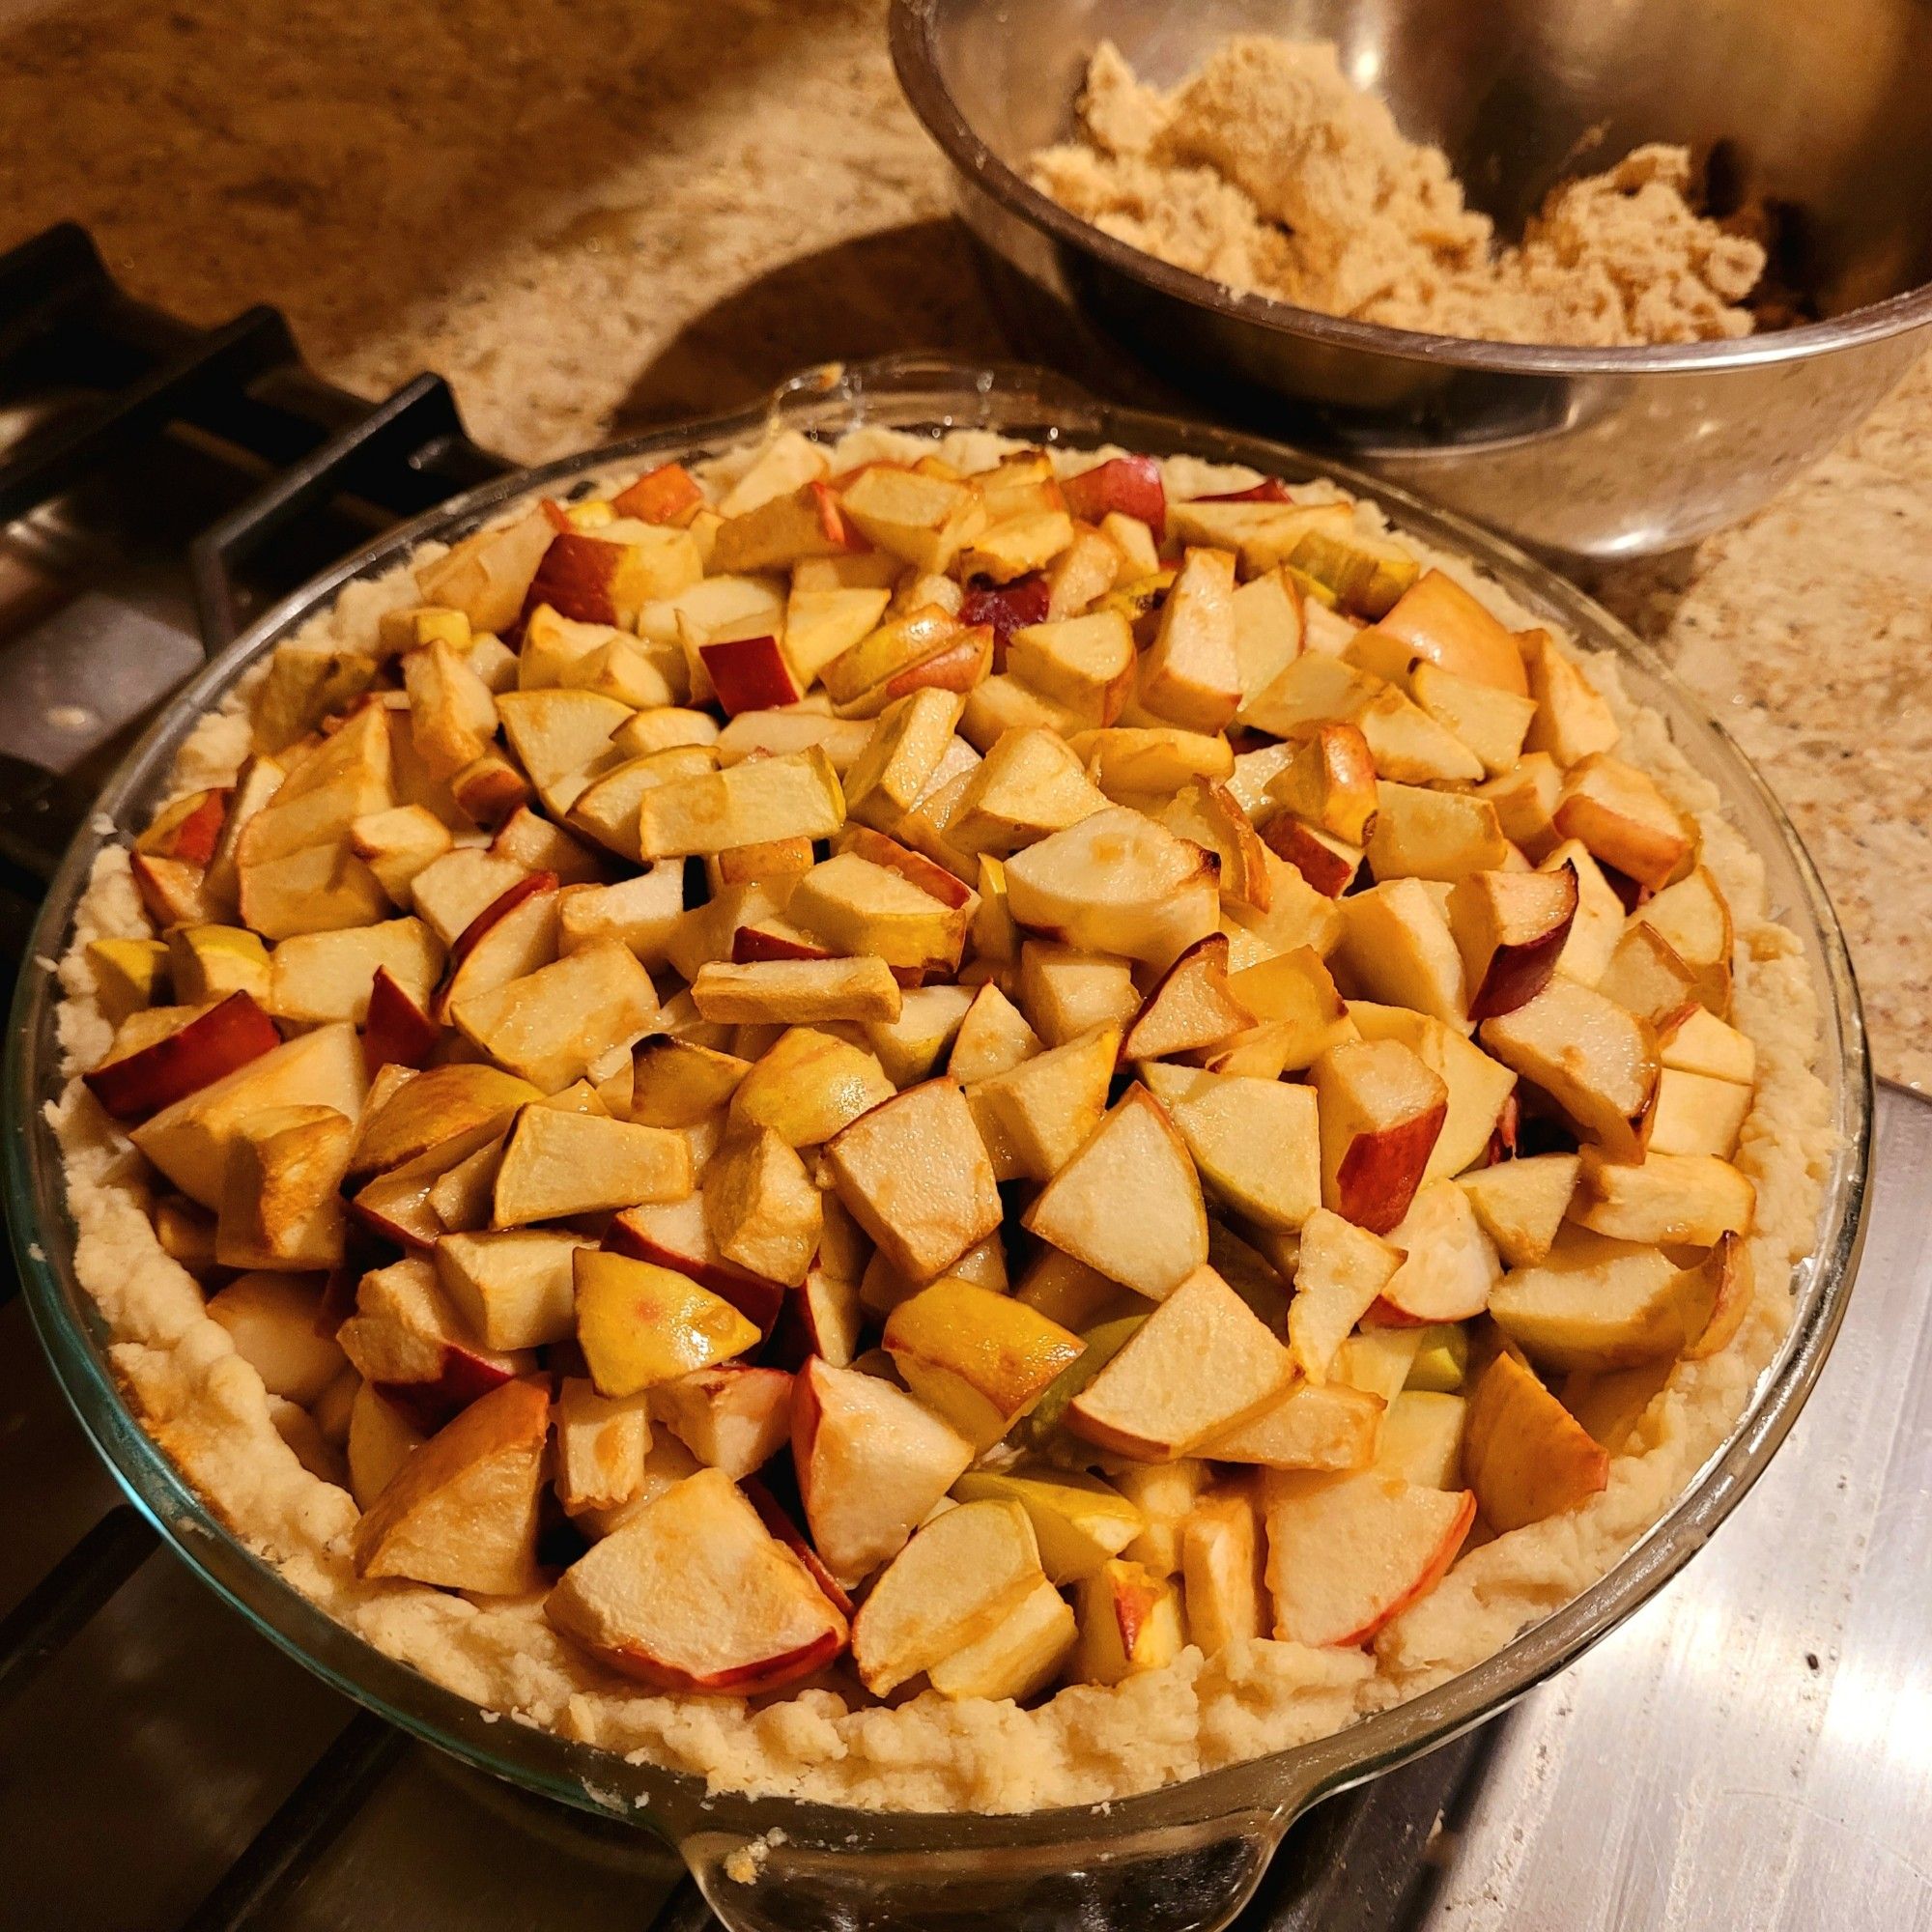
[1151,1064,1323,1235]
[1024,1085,1208,1301]
[348,1063,540,1177]
[1489,1228,1709,1373]
[1458,1152,1579,1266]
[609,1195,787,1333]
[575,1250,761,1398]
[952,1463,1143,1584]
[1480,976,1660,1162]
[724,1025,895,1149]
[352,1378,550,1596]
[489,1104,690,1225]
[823,1077,1003,1283]
[926,1577,1078,1703]
[1463,1350,1609,1531]
[453,938,660,1094]
[1072,1558,1184,1685]
[1682,1230,1753,1361]
[1067,1264,1295,1459]
[629,1036,750,1127]
[851,1498,1046,1695]
[882,1279,1085,1451]
[1310,1037,1447,1236]
[1003,806,1220,971]
[547,1466,847,1692]
[131,1022,367,1208]
[792,1355,974,1584]
[1376,568,1527,696]
[1263,1467,1476,1647]
[1569,1149,1755,1247]
[1552,753,1693,892]
[1287,1208,1401,1380]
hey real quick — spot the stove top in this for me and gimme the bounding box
[1,223,1926,1932]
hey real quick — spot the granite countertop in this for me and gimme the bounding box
[4,0,1927,1085]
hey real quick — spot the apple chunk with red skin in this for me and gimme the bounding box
[547,1466,848,1693]
[792,1354,976,1583]
[85,990,282,1122]
[351,1377,551,1596]
[363,967,440,1069]
[1446,864,1577,1021]
[607,1196,788,1334]
[699,633,804,716]
[337,1256,535,1434]
[1263,1468,1476,1646]
[1061,454,1165,529]
[1309,1037,1447,1235]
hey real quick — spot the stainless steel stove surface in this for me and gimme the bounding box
[2,223,1928,1932]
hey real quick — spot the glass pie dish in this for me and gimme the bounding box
[4,356,1873,1931]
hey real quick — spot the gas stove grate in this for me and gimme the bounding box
[0,221,1496,1932]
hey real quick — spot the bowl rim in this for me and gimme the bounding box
[4,354,1875,1854]
[889,0,1932,378]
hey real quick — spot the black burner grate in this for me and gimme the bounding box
[0,222,1501,1932]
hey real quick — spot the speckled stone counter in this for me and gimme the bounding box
[4,0,1927,1083]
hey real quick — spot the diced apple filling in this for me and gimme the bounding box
[93,433,1768,1719]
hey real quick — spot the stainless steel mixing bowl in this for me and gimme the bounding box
[892,0,1932,556]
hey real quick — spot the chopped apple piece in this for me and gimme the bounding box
[1552,753,1693,892]
[839,687,965,832]
[1310,1037,1447,1235]
[352,1378,550,1595]
[1480,976,1659,1161]
[1372,1179,1501,1324]
[1024,1086,1208,1301]
[792,1355,974,1584]
[1343,1002,1515,1181]
[130,1022,366,1208]
[214,1104,354,1271]
[952,1464,1142,1584]
[1067,1264,1294,1458]
[1122,933,1253,1061]
[1339,879,1470,1031]
[652,1365,792,1480]
[1408,661,1537,779]
[453,938,659,1093]
[880,1280,1083,1451]
[1520,630,1620,766]
[403,638,498,781]
[1366,782,1509,884]
[1570,1149,1754,1247]
[690,956,902,1028]
[576,1249,761,1397]
[1287,1208,1401,1380]
[702,1127,824,1288]
[823,1077,1002,1281]
[435,1228,585,1350]
[1261,724,1378,846]
[1458,1153,1580,1266]
[1015,941,1139,1046]
[1140,1064,1321,1232]
[167,923,270,1006]
[348,1062,539,1177]
[1376,569,1527,695]
[726,1026,895,1148]
[1597,923,1702,1029]
[1375,1391,1466,1488]
[851,1497,1045,1694]
[1648,1066,1754,1159]
[1179,1493,1265,1651]
[1072,1558,1184,1685]
[949,982,1042,1083]
[864,981,974,1085]
[1446,865,1577,1021]
[84,936,170,1027]
[1069,723,1235,796]
[838,465,984,573]
[608,1194,787,1331]
[416,508,556,634]
[1630,865,1733,1015]
[1222,946,1355,1072]
[1490,1228,1709,1372]
[1205,1378,1384,1469]
[85,989,282,1123]
[1137,548,1240,733]
[548,1466,846,1691]
[1004,807,1219,970]
[554,1377,652,1516]
[489,1105,690,1225]
[346,1379,425,1511]
[206,1271,348,1404]
[1007,611,1136,724]
[1264,1468,1476,1646]
[1243,654,1483,785]
[927,1576,1077,1702]
[787,852,965,978]
[1463,1350,1609,1530]
[629,1036,751,1127]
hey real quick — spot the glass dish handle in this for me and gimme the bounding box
[679,1802,1297,1932]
